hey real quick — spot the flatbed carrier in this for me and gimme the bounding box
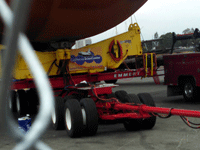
[2,24,200,138]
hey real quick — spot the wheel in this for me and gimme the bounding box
[115,90,128,103]
[123,94,142,131]
[9,91,17,112]
[124,94,141,104]
[105,79,118,84]
[183,80,197,101]
[64,99,84,137]
[52,96,65,130]
[26,89,39,114]
[16,90,29,116]
[106,93,118,100]
[80,98,98,136]
[137,93,156,130]
[64,95,78,103]
[64,93,87,102]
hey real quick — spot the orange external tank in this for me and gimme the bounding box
[0,0,147,46]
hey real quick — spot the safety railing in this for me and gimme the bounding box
[143,53,157,77]
[0,0,54,149]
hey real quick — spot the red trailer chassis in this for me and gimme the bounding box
[11,67,200,130]
[10,53,200,137]
[71,84,200,120]
[51,82,200,135]
[12,67,162,90]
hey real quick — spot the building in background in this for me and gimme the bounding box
[75,38,92,49]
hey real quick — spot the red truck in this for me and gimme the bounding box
[164,52,200,101]
[164,29,200,101]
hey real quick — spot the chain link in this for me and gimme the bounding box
[0,0,54,149]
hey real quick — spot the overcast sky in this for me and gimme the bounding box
[90,0,200,43]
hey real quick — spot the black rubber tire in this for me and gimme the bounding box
[115,90,128,103]
[183,80,197,101]
[123,94,142,131]
[9,91,17,112]
[16,90,29,116]
[80,98,98,136]
[105,79,118,84]
[64,95,77,103]
[106,93,117,99]
[137,93,156,130]
[64,99,84,137]
[124,94,141,104]
[106,93,118,102]
[64,93,86,102]
[52,96,65,130]
[26,89,39,114]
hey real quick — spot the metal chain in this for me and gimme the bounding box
[0,0,54,149]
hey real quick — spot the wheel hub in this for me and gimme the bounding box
[52,108,56,124]
[81,107,87,126]
[184,83,193,98]
[9,97,12,110]
[16,96,20,113]
[65,108,72,130]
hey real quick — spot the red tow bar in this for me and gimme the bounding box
[113,103,200,118]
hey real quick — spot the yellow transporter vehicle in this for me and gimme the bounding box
[2,23,200,139]
[2,23,157,123]
[1,23,147,80]
[0,23,160,138]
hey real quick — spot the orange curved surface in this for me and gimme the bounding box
[0,0,147,43]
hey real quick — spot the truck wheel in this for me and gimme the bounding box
[64,95,75,103]
[80,98,98,136]
[9,91,17,112]
[16,90,29,116]
[123,94,142,131]
[52,96,65,130]
[105,79,118,84]
[115,90,128,103]
[137,93,156,130]
[124,94,141,104]
[64,93,86,102]
[64,99,84,137]
[106,93,117,99]
[183,80,197,101]
[26,89,39,114]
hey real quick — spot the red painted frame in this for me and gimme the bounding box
[12,67,160,90]
[11,72,200,121]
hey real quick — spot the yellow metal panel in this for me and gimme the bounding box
[69,23,143,74]
[14,51,58,79]
[0,23,143,80]
[0,45,5,50]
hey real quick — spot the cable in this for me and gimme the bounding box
[180,116,200,129]
[152,108,200,129]
[47,59,57,76]
[153,108,174,119]
[91,85,119,103]
[123,60,130,70]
